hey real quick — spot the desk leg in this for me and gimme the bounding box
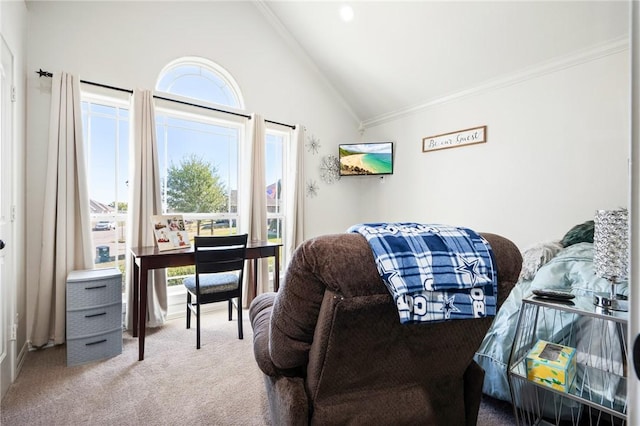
[138,265,148,361]
[274,250,280,292]
[132,255,139,338]
[253,258,259,298]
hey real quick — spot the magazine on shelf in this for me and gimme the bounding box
[151,215,190,251]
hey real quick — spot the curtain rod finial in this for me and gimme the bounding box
[36,69,53,78]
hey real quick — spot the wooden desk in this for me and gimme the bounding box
[130,240,281,361]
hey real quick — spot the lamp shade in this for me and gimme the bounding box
[593,209,629,282]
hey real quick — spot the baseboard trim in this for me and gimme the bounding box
[14,340,28,380]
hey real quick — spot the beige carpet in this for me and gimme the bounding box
[1,309,515,425]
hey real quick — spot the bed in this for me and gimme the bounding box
[474,235,629,404]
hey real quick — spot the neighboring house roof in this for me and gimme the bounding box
[90,199,115,214]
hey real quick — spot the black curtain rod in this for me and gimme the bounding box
[36,69,296,129]
[152,95,250,120]
[37,69,133,94]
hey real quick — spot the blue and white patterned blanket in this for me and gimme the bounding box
[348,222,498,324]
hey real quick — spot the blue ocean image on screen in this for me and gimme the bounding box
[339,142,393,175]
[362,153,392,173]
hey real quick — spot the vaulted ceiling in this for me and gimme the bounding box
[257,1,629,127]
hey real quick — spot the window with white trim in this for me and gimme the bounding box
[81,57,292,318]
[156,57,244,109]
[155,59,246,314]
[265,128,288,255]
[81,96,130,284]
[155,108,243,292]
[156,58,291,301]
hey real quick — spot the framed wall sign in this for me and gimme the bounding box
[422,125,487,153]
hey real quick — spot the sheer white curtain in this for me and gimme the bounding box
[31,72,94,347]
[125,89,167,330]
[285,125,305,260]
[241,114,269,307]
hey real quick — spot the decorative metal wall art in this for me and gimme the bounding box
[306,134,321,155]
[319,155,341,184]
[306,180,319,197]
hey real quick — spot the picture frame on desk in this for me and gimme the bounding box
[151,214,190,251]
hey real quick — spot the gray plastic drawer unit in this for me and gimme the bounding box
[66,267,122,366]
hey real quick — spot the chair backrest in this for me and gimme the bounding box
[306,289,492,424]
[266,232,522,425]
[193,234,248,276]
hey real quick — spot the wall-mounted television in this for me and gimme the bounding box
[339,141,394,176]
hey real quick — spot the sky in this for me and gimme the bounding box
[83,103,283,209]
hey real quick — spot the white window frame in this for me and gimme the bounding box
[156,56,245,111]
[81,91,131,276]
[154,104,246,318]
[155,57,248,318]
[265,125,291,272]
[153,57,296,315]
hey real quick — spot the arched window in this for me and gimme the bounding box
[155,57,290,304]
[154,58,245,297]
[156,57,244,109]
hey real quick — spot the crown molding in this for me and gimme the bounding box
[253,1,361,127]
[361,37,629,130]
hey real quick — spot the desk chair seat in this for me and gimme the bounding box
[184,234,248,349]
[183,273,239,294]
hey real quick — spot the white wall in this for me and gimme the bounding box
[360,48,630,249]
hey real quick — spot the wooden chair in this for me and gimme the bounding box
[183,234,248,349]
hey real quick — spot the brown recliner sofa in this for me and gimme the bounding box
[249,232,522,425]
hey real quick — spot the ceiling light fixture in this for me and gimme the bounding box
[340,4,354,22]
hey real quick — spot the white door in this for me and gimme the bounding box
[0,35,15,400]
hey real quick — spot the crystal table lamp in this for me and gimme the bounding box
[593,208,629,312]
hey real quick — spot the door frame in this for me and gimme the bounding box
[629,1,639,424]
[0,33,16,400]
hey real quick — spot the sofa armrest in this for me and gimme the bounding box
[251,294,310,424]
[249,292,280,377]
[250,292,307,378]
[264,375,309,426]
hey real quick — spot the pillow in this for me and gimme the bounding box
[560,220,594,247]
[519,241,563,281]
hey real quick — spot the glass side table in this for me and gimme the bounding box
[507,295,628,425]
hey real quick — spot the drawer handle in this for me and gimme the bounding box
[85,339,107,346]
[85,312,107,318]
[85,285,107,290]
